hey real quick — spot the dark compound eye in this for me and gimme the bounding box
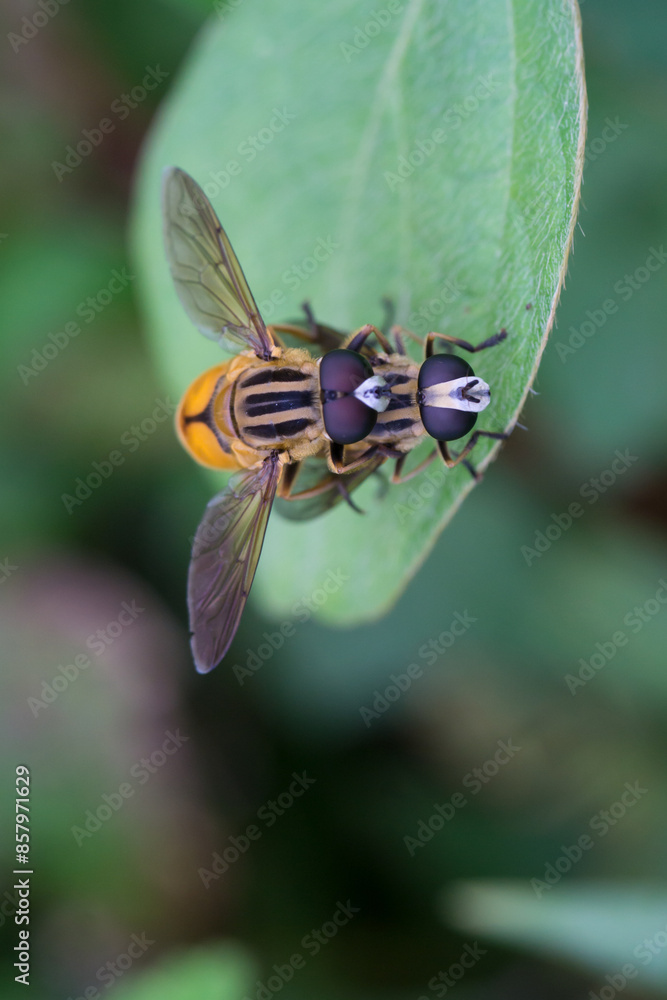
[418,352,474,388]
[322,395,378,444]
[320,349,374,393]
[420,405,478,442]
[320,349,378,444]
[418,353,478,442]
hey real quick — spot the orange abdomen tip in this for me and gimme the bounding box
[176,361,242,471]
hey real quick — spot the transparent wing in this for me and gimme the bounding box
[188,454,282,672]
[162,166,275,359]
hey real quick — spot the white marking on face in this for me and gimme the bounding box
[353,374,390,412]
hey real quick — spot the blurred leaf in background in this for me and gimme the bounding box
[1,0,667,998]
[113,942,257,1000]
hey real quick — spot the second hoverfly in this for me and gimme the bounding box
[162,167,507,674]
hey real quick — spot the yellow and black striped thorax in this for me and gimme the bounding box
[366,354,423,447]
[232,354,323,453]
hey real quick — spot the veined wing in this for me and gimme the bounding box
[162,166,275,359]
[188,454,281,672]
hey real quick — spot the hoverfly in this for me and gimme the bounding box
[312,322,509,487]
[162,167,507,673]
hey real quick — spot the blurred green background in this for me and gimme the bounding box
[2,1,667,997]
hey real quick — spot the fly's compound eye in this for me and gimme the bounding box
[320,349,387,445]
[419,353,474,388]
[418,353,490,442]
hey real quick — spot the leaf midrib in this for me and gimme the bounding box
[335,0,426,324]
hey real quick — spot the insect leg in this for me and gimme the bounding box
[380,297,396,337]
[389,324,424,355]
[425,329,508,358]
[281,475,344,501]
[335,478,366,513]
[391,449,438,484]
[301,300,318,334]
[270,319,346,355]
[438,431,509,480]
[270,322,320,345]
[344,324,394,355]
[393,329,407,355]
[277,460,302,497]
[298,301,342,346]
[327,440,382,475]
[279,465,366,513]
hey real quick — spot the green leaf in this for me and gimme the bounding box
[132,0,586,625]
[447,881,667,990]
[112,942,256,1000]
